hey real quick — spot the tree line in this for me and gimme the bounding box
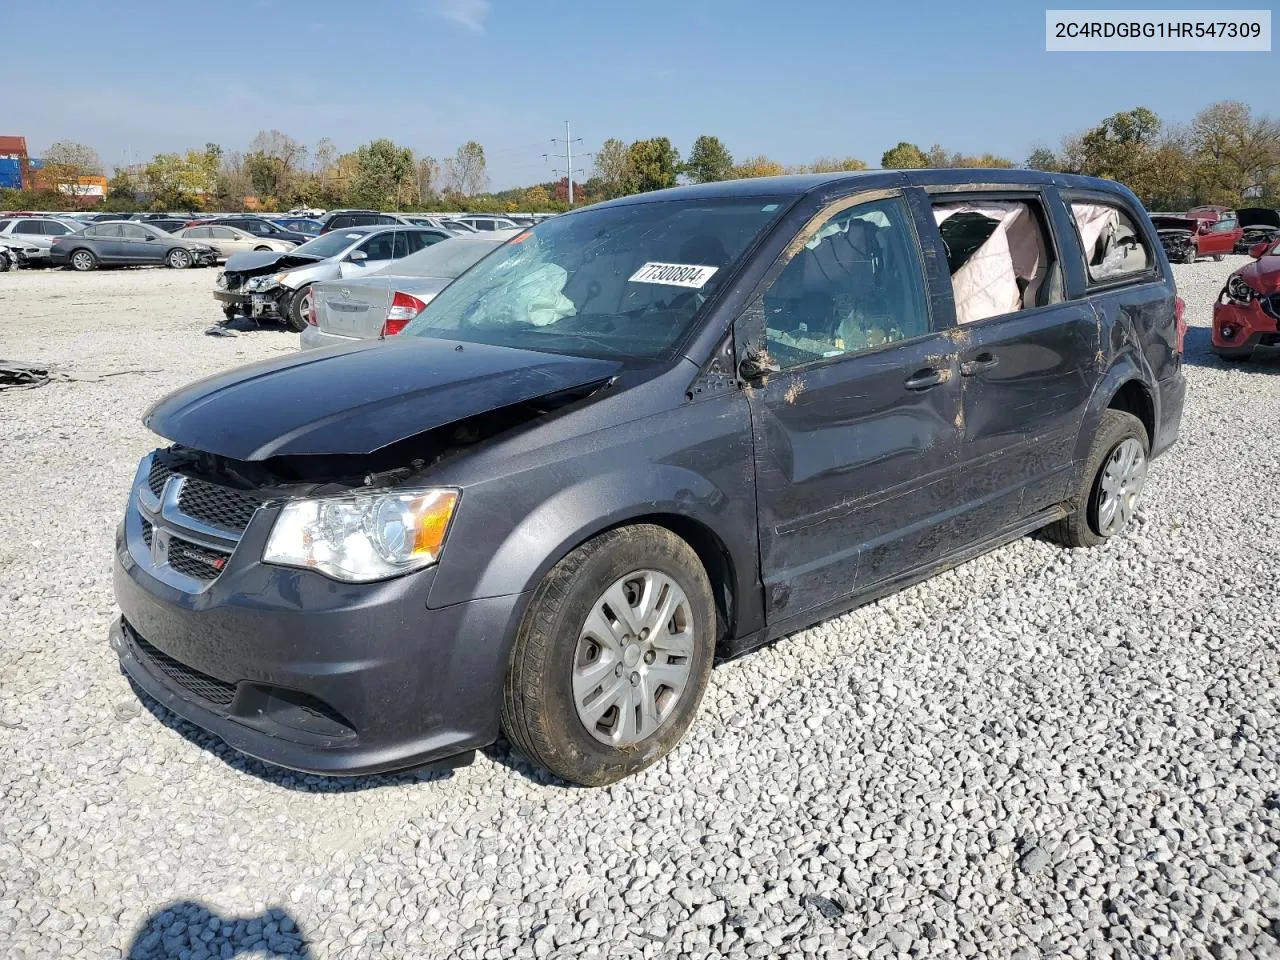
[3,100,1275,215]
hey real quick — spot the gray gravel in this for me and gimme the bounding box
[1,259,1278,959]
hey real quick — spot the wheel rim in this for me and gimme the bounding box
[573,569,695,746]
[73,252,91,270]
[1096,437,1147,537]
[171,251,190,268]
[297,290,312,319]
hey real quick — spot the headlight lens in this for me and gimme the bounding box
[263,487,459,582]
[1226,275,1256,304]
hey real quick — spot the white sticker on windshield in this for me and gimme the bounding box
[627,262,719,289]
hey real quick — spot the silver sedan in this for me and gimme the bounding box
[299,234,513,349]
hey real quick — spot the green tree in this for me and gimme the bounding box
[685,135,734,183]
[1026,147,1060,171]
[349,138,416,209]
[1187,101,1280,204]
[624,138,681,193]
[732,155,785,178]
[801,156,869,173]
[243,129,306,202]
[1078,107,1164,198]
[592,138,631,198]
[41,140,103,200]
[880,142,928,168]
[444,141,488,196]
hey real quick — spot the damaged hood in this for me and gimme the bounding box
[144,338,621,460]
[1232,256,1280,295]
[1151,216,1197,233]
[224,250,321,274]
[1238,208,1280,229]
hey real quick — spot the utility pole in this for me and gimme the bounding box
[545,121,584,206]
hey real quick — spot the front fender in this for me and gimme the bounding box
[452,464,747,604]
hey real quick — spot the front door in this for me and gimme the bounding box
[743,192,962,628]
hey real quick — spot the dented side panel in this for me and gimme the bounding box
[744,332,962,620]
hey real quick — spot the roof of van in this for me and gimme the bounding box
[592,168,1133,210]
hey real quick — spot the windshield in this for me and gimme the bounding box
[403,197,787,360]
[374,237,505,279]
[290,230,370,259]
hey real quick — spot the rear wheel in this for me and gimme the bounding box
[70,249,97,272]
[1213,252,1227,262]
[166,248,192,269]
[501,525,716,785]
[284,285,312,332]
[254,245,273,251]
[1044,409,1149,548]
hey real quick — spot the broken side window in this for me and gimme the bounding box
[761,195,931,370]
[932,199,1062,325]
[1070,201,1151,281]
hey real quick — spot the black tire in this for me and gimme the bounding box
[70,249,97,272]
[0,253,10,273]
[1044,409,1149,548]
[284,285,311,332]
[1213,252,1226,262]
[1183,246,1197,264]
[166,248,192,269]
[501,524,716,786]
[1214,348,1252,362]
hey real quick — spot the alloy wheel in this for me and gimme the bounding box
[1096,437,1147,536]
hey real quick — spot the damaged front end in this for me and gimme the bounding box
[212,252,318,321]
[1236,208,1280,253]
[1151,216,1198,264]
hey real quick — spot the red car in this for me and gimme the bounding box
[1212,238,1280,358]
[1152,212,1244,263]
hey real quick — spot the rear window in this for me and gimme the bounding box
[1070,202,1152,282]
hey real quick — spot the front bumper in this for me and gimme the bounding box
[213,287,286,318]
[1212,296,1280,355]
[112,471,525,775]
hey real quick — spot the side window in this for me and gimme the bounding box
[97,224,124,238]
[0,219,11,232]
[1069,201,1152,282]
[931,198,1062,324]
[331,216,353,230]
[762,195,931,370]
[212,227,237,239]
[185,227,208,239]
[391,231,411,259]
[121,224,150,240]
[15,220,43,233]
[43,221,71,235]
[244,221,269,235]
[361,233,395,261]
[1210,218,1238,234]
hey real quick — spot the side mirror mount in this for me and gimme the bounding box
[738,350,780,382]
[348,250,368,262]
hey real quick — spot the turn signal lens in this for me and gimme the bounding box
[382,291,427,336]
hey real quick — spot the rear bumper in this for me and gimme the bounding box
[112,515,525,775]
[299,325,360,350]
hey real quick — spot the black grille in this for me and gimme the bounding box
[146,460,173,499]
[177,478,262,535]
[167,537,230,581]
[132,632,236,707]
[224,271,245,292]
[141,519,153,549]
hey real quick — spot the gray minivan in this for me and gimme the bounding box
[113,170,1185,785]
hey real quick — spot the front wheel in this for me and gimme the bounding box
[284,285,312,332]
[166,248,192,269]
[1183,246,1197,264]
[1044,409,1149,548]
[501,525,716,785]
[0,253,10,273]
[1213,252,1227,262]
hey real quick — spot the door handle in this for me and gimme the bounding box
[904,367,945,390]
[960,352,999,376]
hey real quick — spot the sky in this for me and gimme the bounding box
[5,0,1274,189]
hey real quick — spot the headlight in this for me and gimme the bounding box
[263,487,459,582]
[1226,275,1256,304]
[243,275,275,292]
[215,272,227,289]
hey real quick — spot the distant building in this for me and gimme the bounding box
[0,135,31,190]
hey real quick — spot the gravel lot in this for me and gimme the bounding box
[1,259,1277,960]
